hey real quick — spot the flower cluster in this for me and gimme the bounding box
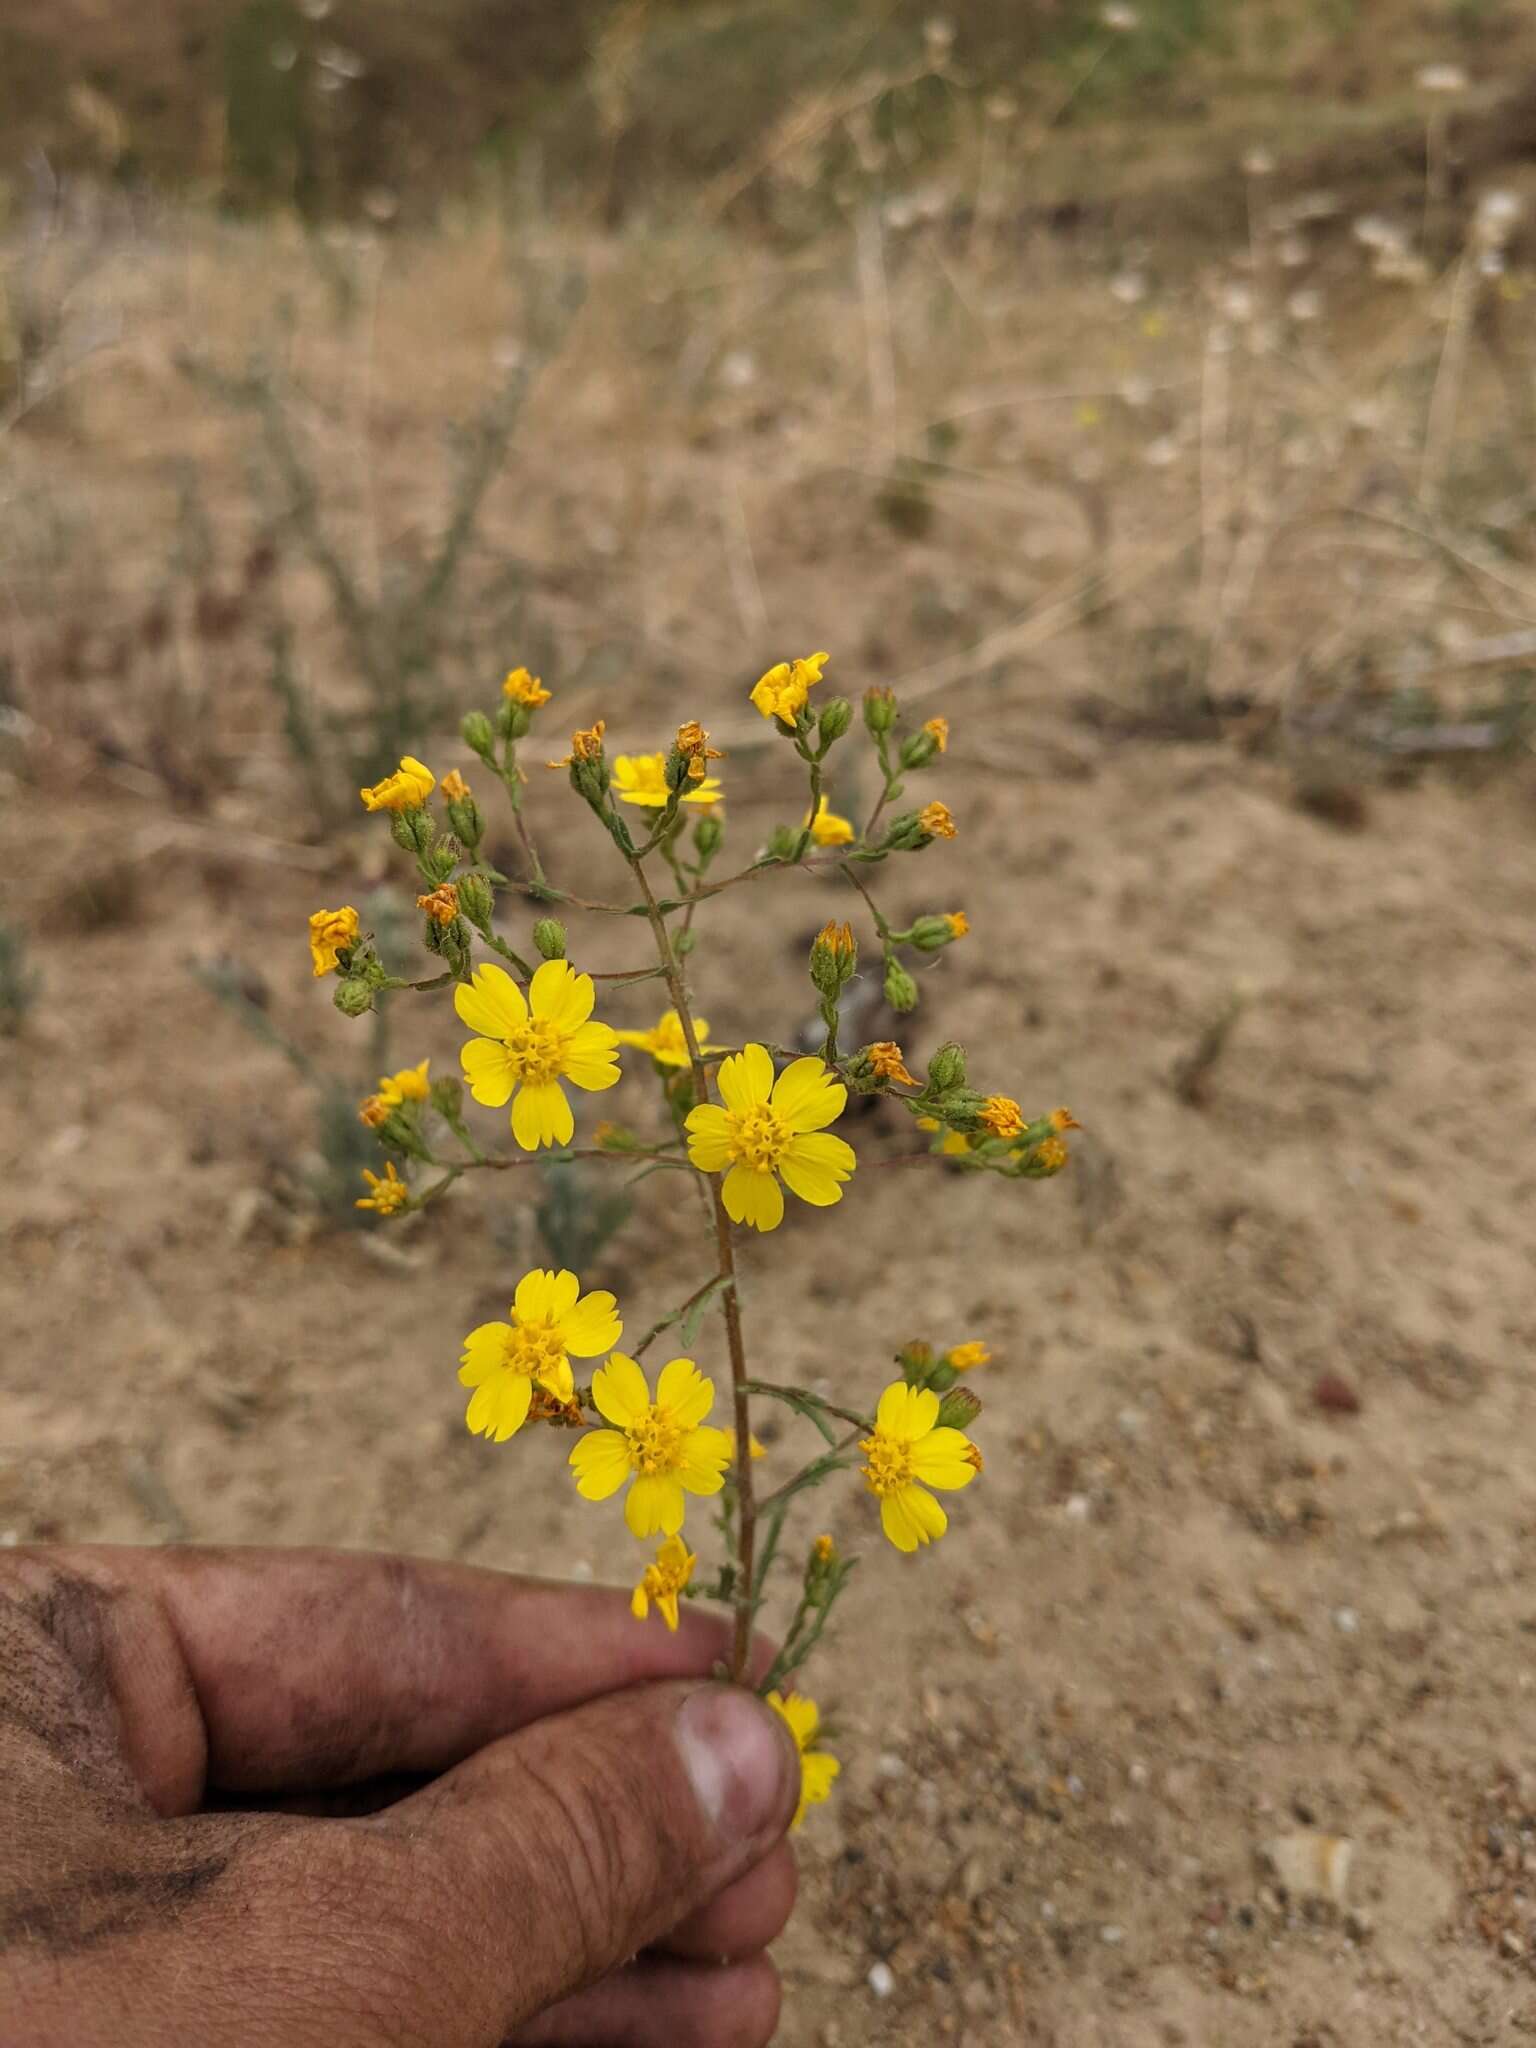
[310,647,1075,1837]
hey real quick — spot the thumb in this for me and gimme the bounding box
[380,1678,801,2040]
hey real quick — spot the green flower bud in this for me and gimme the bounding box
[421,842,460,885]
[935,1088,989,1131]
[765,824,799,861]
[497,701,533,742]
[926,1360,959,1393]
[457,872,495,931]
[899,729,940,770]
[377,1104,432,1160]
[673,929,697,957]
[390,808,434,855]
[333,976,374,1018]
[818,696,854,744]
[908,913,958,952]
[863,686,898,736]
[438,918,473,976]
[445,794,484,849]
[533,917,567,960]
[693,812,724,863]
[883,956,918,1013]
[936,1387,983,1431]
[429,1075,464,1121]
[810,921,857,999]
[461,710,496,761]
[897,1340,935,1385]
[927,1041,967,1091]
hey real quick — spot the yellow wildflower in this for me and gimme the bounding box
[767,1691,840,1829]
[1032,1135,1070,1173]
[569,1354,732,1538]
[1049,1107,1082,1133]
[868,1041,918,1087]
[502,666,551,708]
[806,796,856,846]
[416,883,460,926]
[685,1044,856,1232]
[676,721,724,781]
[813,1534,835,1564]
[360,755,435,813]
[945,911,969,939]
[359,1095,390,1129]
[724,1429,767,1461]
[923,716,949,753]
[750,651,829,726]
[440,769,472,803]
[945,1341,991,1372]
[356,1161,410,1216]
[611,752,723,808]
[549,721,605,769]
[979,1094,1024,1139]
[917,1115,972,1157]
[456,960,621,1150]
[613,1009,723,1070]
[918,799,956,840]
[631,1536,697,1631]
[860,1380,980,1552]
[379,1059,431,1106]
[459,1267,622,1443]
[308,905,360,978]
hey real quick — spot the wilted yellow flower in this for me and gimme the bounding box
[946,1341,991,1372]
[459,1267,622,1443]
[676,721,724,781]
[750,650,829,726]
[359,1095,390,1129]
[923,716,949,753]
[806,795,856,846]
[868,1041,918,1087]
[569,1354,732,1537]
[979,1094,1024,1139]
[502,666,551,708]
[631,1535,697,1631]
[360,755,435,813]
[614,1009,723,1070]
[945,911,969,939]
[440,769,472,802]
[356,1161,410,1215]
[685,1044,856,1232]
[1032,1135,1070,1173]
[612,753,723,808]
[416,883,460,926]
[1049,1107,1082,1132]
[767,1691,840,1829]
[918,800,956,840]
[308,905,360,977]
[549,721,605,769]
[456,959,621,1150]
[860,1380,979,1551]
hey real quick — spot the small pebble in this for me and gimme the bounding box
[1334,1607,1359,1635]
[1064,1493,1092,1521]
[1100,1924,1125,1945]
[1128,1759,1149,1787]
[867,1960,896,1999]
[876,1751,907,1780]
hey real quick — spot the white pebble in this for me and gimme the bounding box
[1100,1923,1125,1945]
[867,1961,896,1999]
[1064,1493,1092,1521]
[1333,1606,1359,1635]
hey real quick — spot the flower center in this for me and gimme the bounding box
[503,1320,568,1381]
[859,1431,914,1498]
[727,1103,789,1173]
[626,1403,684,1475]
[502,1018,566,1086]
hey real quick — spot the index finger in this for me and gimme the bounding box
[8,1544,764,1814]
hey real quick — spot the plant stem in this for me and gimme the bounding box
[628,851,757,1683]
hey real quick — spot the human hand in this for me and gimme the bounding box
[0,1545,801,2046]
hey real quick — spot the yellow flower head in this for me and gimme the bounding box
[570,1355,732,1538]
[945,1340,991,1372]
[356,1161,410,1216]
[980,1094,1024,1139]
[359,1094,390,1128]
[440,769,472,802]
[1049,1107,1082,1133]
[750,651,829,726]
[685,1044,856,1232]
[612,752,724,808]
[868,1041,918,1087]
[379,1058,431,1106]
[613,1009,723,1071]
[945,911,969,939]
[416,883,460,926]
[676,721,724,781]
[861,1379,980,1551]
[724,1428,767,1461]
[360,755,435,813]
[813,1533,835,1564]
[308,905,360,978]
[1032,1135,1070,1173]
[503,666,551,708]
[816,920,856,963]
[919,799,957,840]
[923,716,949,753]
[631,1535,697,1632]
[456,960,621,1151]
[460,1267,622,1443]
[550,721,606,769]
[767,1691,840,1829]
[806,795,856,846]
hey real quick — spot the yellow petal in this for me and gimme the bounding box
[559,1290,622,1359]
[779,1137,852,1208]
[770,1056,836,1121]
[677,1426,732,1495]
[880,1482,947,1550]
[513,1269,558,1323]
[626,1473,685,1538]
[539,1356,576,1403]
[592,1353,650,1428]
[461,1038,516,1108]
[458,1321,512,1384]
[909,1426,980,1491]
[512,1080,574,1151]
[529,958,595,1032]
[722,1161,784,1232]
[875,1380,940,1442]
[465,1373,532,1444]
[784,1130,855,1178]
[717,1042,774,1114]
[563,1020,621,1091]
[455,962,527,1039]
[773,1691,820,1750]
[570,1429,632,1499]
[656,1357,714,1428]
[800,1751,840,1808]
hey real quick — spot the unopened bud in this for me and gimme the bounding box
[818,696,853,744]
[863,686,898,736]
[456,872,495,931]
[926,1360,960,1393]
[927,1041,967,1091]
[497,700,533,742]
[907,913,959,952]
[533,917,567,960]
[445,792,483,848]
[461,710,496,761]
[693,812,724,862]
[899,728,940,770]
[810,920,857,998]
[333,976,374,1018]
[936,1387,983,1431]
[765,824,799,861]
[390,808,434,855]
[883,956,918,1013]
[897,1340,935,1384]
[429,1075,464,1121]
